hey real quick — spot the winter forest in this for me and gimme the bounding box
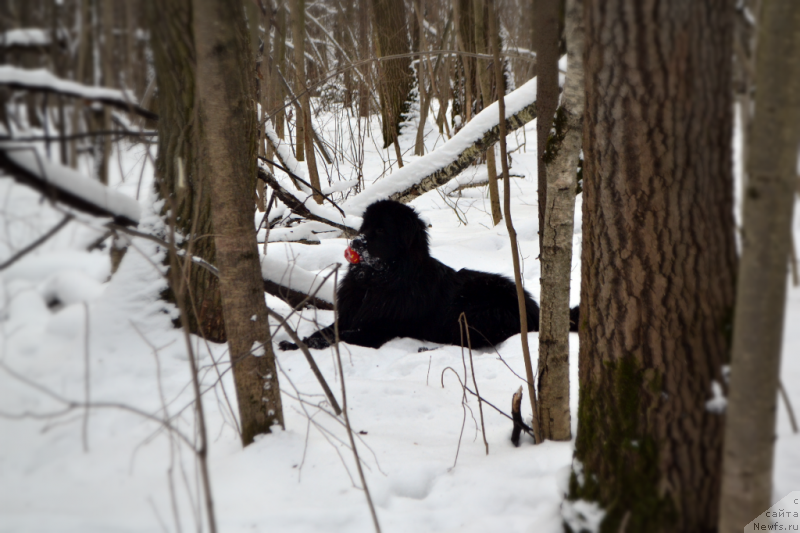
[1,0,799,531]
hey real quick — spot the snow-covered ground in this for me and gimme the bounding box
[0,99,798,533]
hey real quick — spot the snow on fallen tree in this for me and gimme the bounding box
[261,256,335,310]
[0,66,157,121]
[0,144,140,226]
[345,75,539,214]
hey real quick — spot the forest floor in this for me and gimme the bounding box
[0,103,798,533]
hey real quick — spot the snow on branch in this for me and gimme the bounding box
[0,144,140,226]
[262,256,335,310]
[344,76,539,213]
[0,28,54,48]
[257,164,359,238]
[0,66,157,121]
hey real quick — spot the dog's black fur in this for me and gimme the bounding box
[280,200,579,351]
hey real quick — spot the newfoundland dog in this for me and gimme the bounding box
[279,199,579,351]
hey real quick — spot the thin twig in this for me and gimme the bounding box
[332,269,382,533]
[779,381,799,434]
[264,306,342,415]
[459,313,488,455]
[0,213,73,271]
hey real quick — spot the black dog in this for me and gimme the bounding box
[280,200,579,351]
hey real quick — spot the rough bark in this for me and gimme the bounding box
[568,1,737,532]
[147,0,226,343]
[718,2,800,531]
[371,0,414,147]
[533,0,560,250]
[536,0,582,443]
[193,0,285,445]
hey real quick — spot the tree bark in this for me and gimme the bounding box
[147,0,226,343]
[533,0,560,256]
[536,0,582,443]
[371,0,414,147]
[568,1,737,531]
[291,0,306,161]
[719,2,800,530]
[193,0,285,445]
[474,0,502,226]
[273,0,287,139]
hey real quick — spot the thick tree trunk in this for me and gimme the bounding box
[718,2,800,531]
[568,1,737,532]
[147,0,226,343]
[533,0,560,252]
[371,0,414,147]
[193,0,285,445]
[536,0,583,443]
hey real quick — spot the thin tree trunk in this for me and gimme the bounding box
[488,0,541,445]
[533,0,559,255]
[273,0,287,139]
[536,0,583,443]
[358,0,370,118]
[193,0,285,444]
[147,0,227,343]
[718,2,800,530]
[291,0,306,160]
[474,0,502,225]
[371,0,414,148]
[568,1,737,531]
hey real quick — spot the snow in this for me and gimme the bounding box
[1,28,50,47]
[261,255,336,305]
[0,82,799,533]
[0,65,137,105]
[1,143,141,224]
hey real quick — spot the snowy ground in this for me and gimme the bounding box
[0,101,798,533]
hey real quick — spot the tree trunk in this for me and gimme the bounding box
[193,0,285,445]
[533,0,559,255]
[273,0,287,139]
[568,1,737,531]
[358,0,370,118]
[718,2,800,530]
[371,0,414,147]
[474,0,502,226]
[147,0,226,343]
[536,0,583,443]
[291,0,306,161]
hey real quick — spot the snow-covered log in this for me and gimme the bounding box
[0,66,157,121]
[261,256,335,310]
[345,76,539,213]
[0,145,140,226]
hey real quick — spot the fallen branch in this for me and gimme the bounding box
[0,66,157,121]
[345,76,540,212]
[0,145,140,226]
[257,165,358,238]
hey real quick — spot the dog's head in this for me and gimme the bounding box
[349,200,429,268]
